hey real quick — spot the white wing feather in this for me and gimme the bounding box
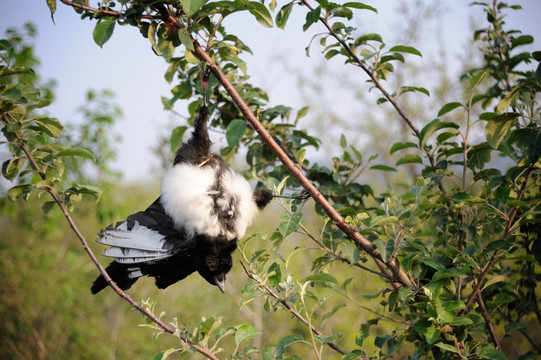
[97,221,172,264]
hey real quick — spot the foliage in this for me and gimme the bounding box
[2,0,541,359]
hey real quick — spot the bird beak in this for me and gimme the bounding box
[214,276,225,294]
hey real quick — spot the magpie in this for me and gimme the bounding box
[91,105,273,294]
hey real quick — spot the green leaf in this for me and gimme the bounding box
[2,157,25,181]
[354,33,383,45]
[47,0,56,23]
[303,6,321,31]
[34,117,64,138]
[434,342,460,354]
[279,212,303,238]
[340,134,347,148]
[400,86,430,96]
[389,45,422,57]
[485,113,519,148]
[170,126,187,153]
[419,119,459,148]
[276,2,294,29]
[396,154,423,166]
[470,69,490,88]
[438,102,464,117]
[57,147,96,161]
[226,119,246,147]
[276,334,303,354]
[7,184,32,201]
[342,2,377,13]
[477,346,508,360]
[235,323,260,346]
[177,28,194,51]
[390,141,418,154]
[152,348,179,360]
[158,38,175,61]
[185,49,199,64]
[93,19,116,48]
[370,164,396,172]
[181,0,205,16]
[148,22,160,55]
[304,273,338,284]
[248,2,274,28]
[496,84,525,114]
[230,57,247,76]
[511,35,533,49]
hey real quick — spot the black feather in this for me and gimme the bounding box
[91,105,271,295]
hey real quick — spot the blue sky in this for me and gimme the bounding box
[1,1,540,181]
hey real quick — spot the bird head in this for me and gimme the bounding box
[195,235,238,293]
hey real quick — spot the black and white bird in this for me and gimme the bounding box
[91,105,273,294]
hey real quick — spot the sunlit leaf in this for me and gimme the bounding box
[235,323,260,346]
[389,45,422,57]
[226,119,246,147]
[93,18,116,48]
[248,2,274,28]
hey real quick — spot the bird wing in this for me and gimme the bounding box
[96,198,190,264]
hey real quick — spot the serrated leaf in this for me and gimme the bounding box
[396,154,423,166]
[93,19,115,48]
[389,45,422,57]
[235,324,260,346]
[438,102,464,117]
[279,212,303,238]
[226,119,246,147]
[248,2,274,28]
[181,0,205,16]
[57,147,96,161]
[177,28,194,51]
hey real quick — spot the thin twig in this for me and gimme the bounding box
[476,292,502,350]
[460,166,535,314]
[239,261,348,356]
[299,0,448,196]
[12,129,220,360]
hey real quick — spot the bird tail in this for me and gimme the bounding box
[90,261,138,294]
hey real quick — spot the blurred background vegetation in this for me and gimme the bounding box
[1,1,540,359]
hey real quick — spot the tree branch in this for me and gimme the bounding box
[459,166,535,314]
[239,261,349,357]
[13,130,221,360]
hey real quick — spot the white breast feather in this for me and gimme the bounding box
[161,164,220,237]
[161,163,259,240]
[220,170,259,239]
